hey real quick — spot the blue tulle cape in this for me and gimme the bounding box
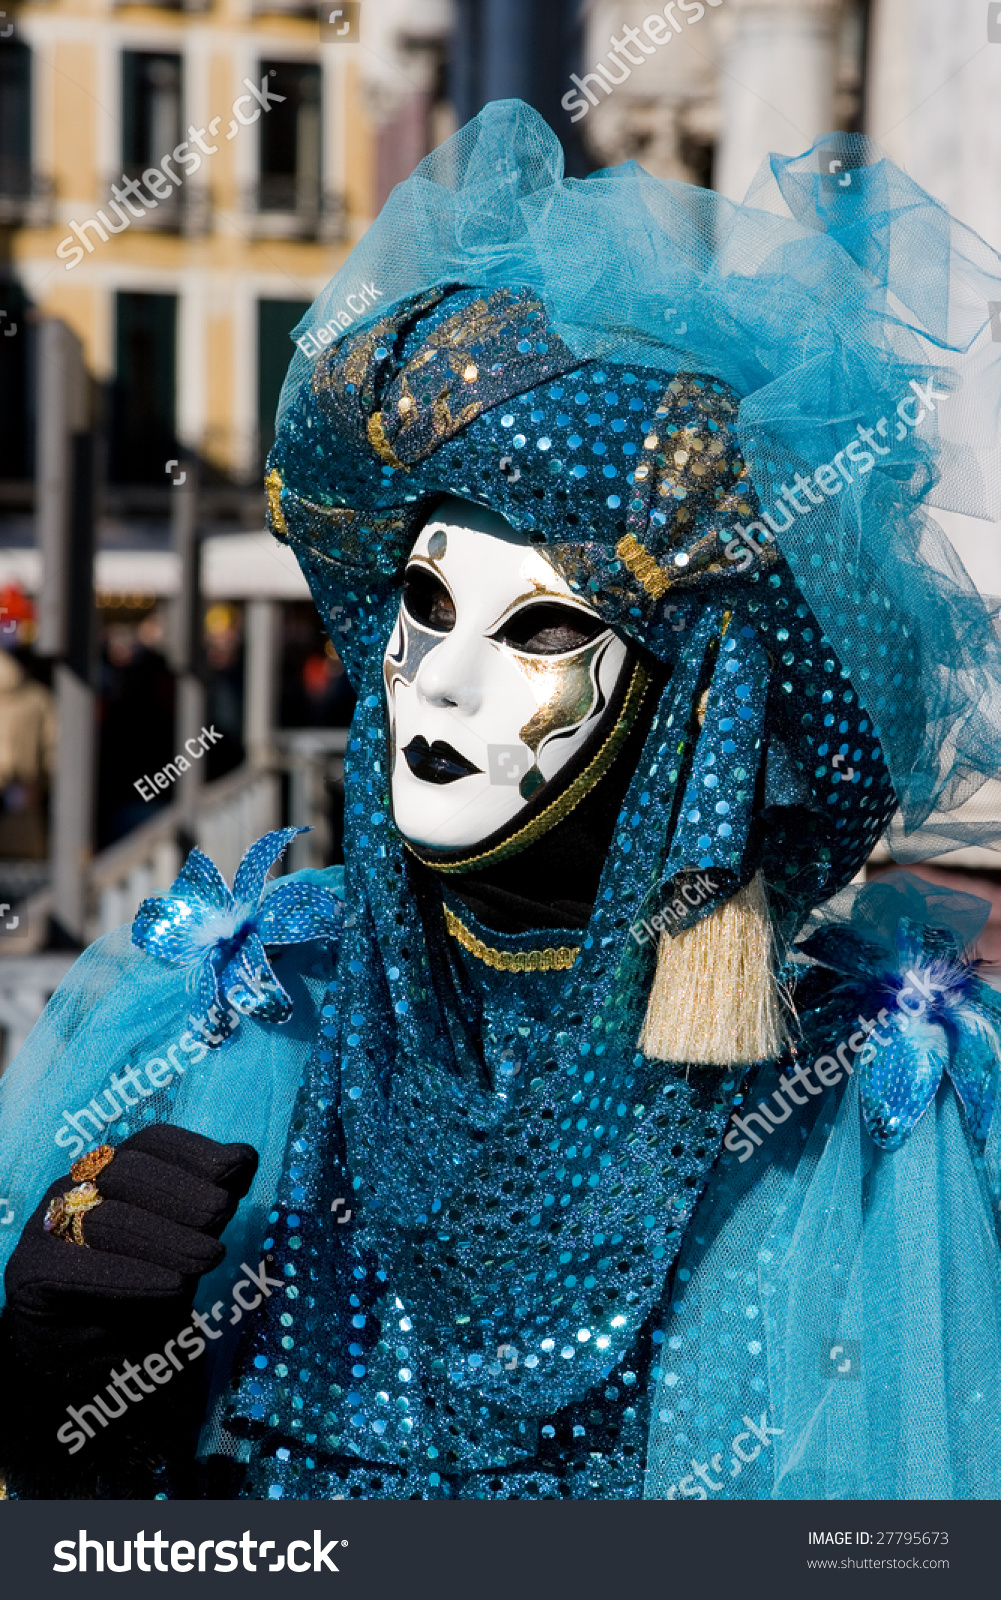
[644,1067,1001,1500]
[0,866,344,1318]
[644,874,1001,1500]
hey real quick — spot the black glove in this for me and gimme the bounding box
[0,1125,258,1497]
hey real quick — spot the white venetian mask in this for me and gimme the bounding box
[383,497,631,852]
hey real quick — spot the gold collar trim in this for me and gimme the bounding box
[443,904,580,972]
[408,659,651,877]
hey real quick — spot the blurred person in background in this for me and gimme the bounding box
[0,599,55,860]
[203,604,245,782]
[280,603,355,728]
[96,607,175,847]
[300,641,354,725]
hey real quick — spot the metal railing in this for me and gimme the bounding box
[0,173,54,228]
[101,173,211,237]
[90,764,282,940]
[0,733,347,1070]
[277,728,348,873]
[242,183,347,243]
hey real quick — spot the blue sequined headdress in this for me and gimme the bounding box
[267,100,1001,890]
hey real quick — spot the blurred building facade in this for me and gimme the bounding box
[576,0,1001,595]
[576,0,1001,256]
[0,0,455,970]
[5,0,1001,516]
[0,0,453,484]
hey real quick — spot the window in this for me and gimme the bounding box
[0,37,31,204]
[121,51,183,223]
[258,60,320,215]
[257,298,310,473]
[0,280,31,481]
[110,292,178,484]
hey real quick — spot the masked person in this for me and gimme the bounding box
[3,102,1001,1502]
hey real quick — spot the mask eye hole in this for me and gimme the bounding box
[402,565,456,633]
[492,603,606,656]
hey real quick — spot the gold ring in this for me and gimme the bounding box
[43,1179,104,1247]
[70,1144,115,1184]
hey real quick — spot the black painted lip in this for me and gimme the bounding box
[403,736,482,785]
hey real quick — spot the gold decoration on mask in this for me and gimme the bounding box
[408,660,650,875]
[515,637,612,768]
[443,905,579,972]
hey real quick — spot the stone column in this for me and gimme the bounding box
[868,0,1001,255]
[715,0,842,202]
[244,598,280,770]
[35,320,98,944]
[867,0,1001,625]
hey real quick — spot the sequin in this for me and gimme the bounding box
[225,284,900,1502]
[132,829,343,1042]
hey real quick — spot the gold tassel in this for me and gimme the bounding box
[638,871,789,1066]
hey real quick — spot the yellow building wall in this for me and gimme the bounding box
[11,0,376,480]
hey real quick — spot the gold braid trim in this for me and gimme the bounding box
[408,660,650,876]
[443,905,579,972]
[616,533,671,600]
[265,468,288,537]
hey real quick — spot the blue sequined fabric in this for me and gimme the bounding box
[133,829,344,1045]
[219,576,895,1496]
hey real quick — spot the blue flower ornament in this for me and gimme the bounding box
[798,873,1001,1152]
[132,828,343,1046]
